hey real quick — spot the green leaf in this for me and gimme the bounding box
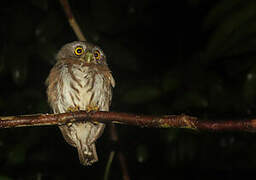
[122,85,161,104]
[203,1,256,61]
[8,144,27,165]
[174,92,208,110]
[203,0,243,30]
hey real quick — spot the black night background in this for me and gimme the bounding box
[1,0,256,179]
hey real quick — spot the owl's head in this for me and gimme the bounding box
[56,41,107,65]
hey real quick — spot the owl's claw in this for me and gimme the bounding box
[85,105,99,113]
[66,106,80,126]
[85,105,100,126]
[85,105,105,145]
[67,105,80,112]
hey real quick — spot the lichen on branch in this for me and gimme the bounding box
[0,111,255,132]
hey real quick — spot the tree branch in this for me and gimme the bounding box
[59,0,86,41]
[0,111,255,132]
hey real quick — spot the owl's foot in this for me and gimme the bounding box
[85,105,104,145]
[85,105,99,125]
[67,105,80,112]
[65,106,80,127]
[85,105,99,113]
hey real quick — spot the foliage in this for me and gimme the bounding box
[1,0,256,179]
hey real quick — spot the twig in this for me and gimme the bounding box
[0,111,256,132]
[110,124,130,180]
[104,151,116,180]
[59,0,86,41]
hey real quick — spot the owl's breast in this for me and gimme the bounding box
[56,64,111,113]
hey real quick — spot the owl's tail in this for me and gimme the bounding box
[59,124,99,166]
[77,142,98,166]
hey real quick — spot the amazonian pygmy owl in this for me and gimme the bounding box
[46,41,115,166]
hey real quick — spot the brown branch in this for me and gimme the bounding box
[0,111,256,132]
[59,0,86,41]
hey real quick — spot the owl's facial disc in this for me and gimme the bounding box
[67,42,105,64]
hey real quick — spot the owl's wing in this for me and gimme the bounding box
[45,61,63,113]
[106,71,115,88]
[59,125,77,147]
[46,62,77,147]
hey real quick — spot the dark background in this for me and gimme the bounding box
[1,0,256,179]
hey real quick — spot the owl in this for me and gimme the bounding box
[46,41,115,166]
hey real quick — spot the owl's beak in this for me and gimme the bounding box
[83,52,93,63]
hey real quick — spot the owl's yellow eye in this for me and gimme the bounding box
[94,50,101,60]
[74,46,84,56]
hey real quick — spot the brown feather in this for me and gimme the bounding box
[46,41,114,166]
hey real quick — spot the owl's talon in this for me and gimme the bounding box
[67,105,80,112]
[46,41,114,166]
[85,105,99,113]
[86,105,101,127]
